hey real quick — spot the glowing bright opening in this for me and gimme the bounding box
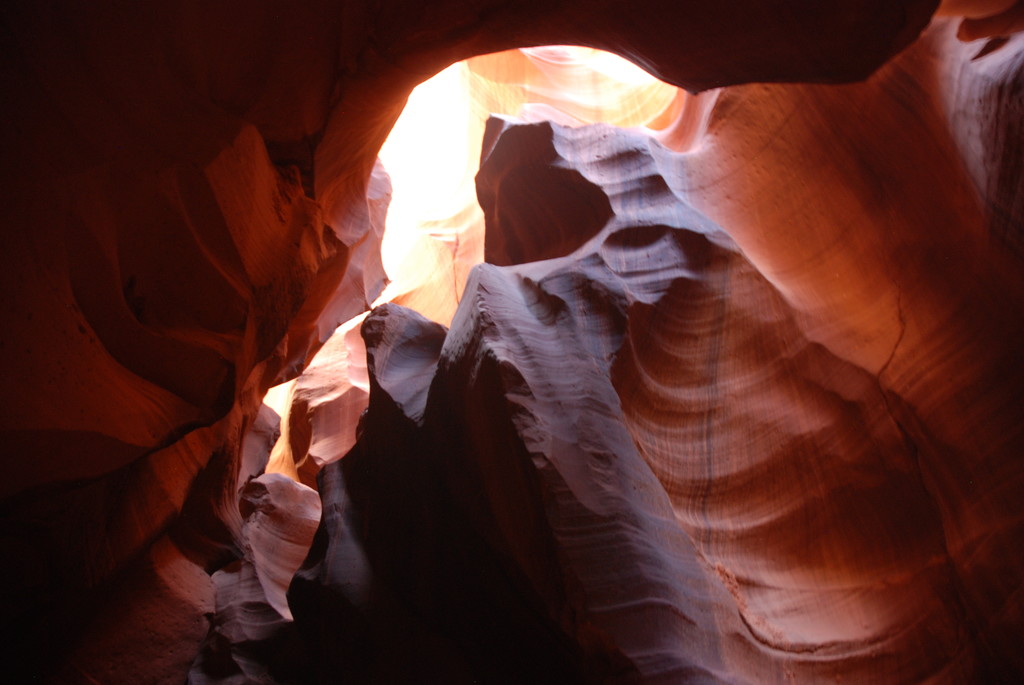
[264,48,682,481]
[375,47,682,324]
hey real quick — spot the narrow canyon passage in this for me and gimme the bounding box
[1,1,1023,683]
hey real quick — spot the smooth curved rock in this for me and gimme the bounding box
[299,47,1024,674]
[478,117,616,266]
[186,473,320,684]
[268,313,370,486]
[656,23,1024,676]
[362,304,450,423]
[288,307,478,682]
[3,0,1018,682]
[289,454,479,684]
[18,537,215,685]
[375,48,682,327]
[237,474,321,620]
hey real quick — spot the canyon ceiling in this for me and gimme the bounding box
[1,0,1023,683]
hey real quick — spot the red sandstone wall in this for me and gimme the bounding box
[6,1,1024,682]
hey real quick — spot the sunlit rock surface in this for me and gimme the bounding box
[188,473,320,684]
[661,25,1024,677]
[303,109,1000,681]
[3,0,1023,681]
[266,313,370,487]
[289,21,1023,684]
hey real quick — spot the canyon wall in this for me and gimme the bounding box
[2,0,1023,682]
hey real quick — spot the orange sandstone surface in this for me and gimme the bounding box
[2,0,1023,682]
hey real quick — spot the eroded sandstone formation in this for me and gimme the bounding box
[292,90,1023,679]
[2,0,1023,682]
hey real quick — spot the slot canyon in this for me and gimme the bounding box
[2,0,1023,682]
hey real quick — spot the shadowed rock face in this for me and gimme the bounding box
[3,0,1024,682]
[478,118,617,266]
[298,96,1023,681]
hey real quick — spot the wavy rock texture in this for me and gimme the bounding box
[289,305,483,683]
[375,47,682,326]
[4,0,1019,682]
[0,3,386,674]
[658,24,1024,678]
[267,313,370,487]
[188,473,320,684]
[292,23,1023,683]
[312,115,972,682]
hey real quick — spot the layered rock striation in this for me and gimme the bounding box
[2,0,1023,682]
[297,90,1023,679]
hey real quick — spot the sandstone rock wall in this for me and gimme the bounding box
[5,0,1024,682]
